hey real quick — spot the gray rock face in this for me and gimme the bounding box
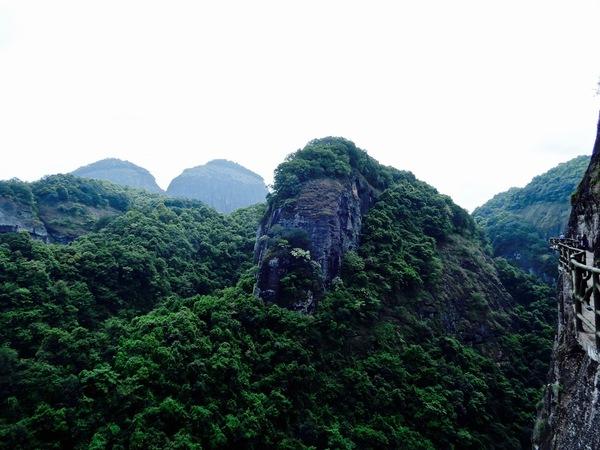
[0,197,48,241]
[72,158,163,193]
[534,113,600,449]
[254,174,377,312]
[534,273,600,450]
[0,175,127,244]
[167,160,267,213]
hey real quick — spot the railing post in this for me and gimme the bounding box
[575,265,584,332]
[594,272,600,350]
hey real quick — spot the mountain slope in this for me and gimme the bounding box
[473,155,589,280]
[72,158,163,193]
[0,141,555,449]
[250,137,555,446]
[167,159,267,213]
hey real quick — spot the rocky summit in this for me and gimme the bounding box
[253,138,382,312]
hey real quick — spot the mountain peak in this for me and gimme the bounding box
[167,160,267,213]
[71,158,162,193]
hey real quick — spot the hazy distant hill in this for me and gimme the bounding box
[167,159,268,213]
[473,155,590,280]
[72,158,163,193]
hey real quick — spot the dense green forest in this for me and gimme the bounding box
[473,155,589,281]
[0,146,555,449]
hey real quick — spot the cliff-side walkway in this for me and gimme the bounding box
[550,238,600,362]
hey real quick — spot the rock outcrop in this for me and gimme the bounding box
[167,160,267,213]
[534,113,600,449]
[254,174,377,312]
[0,197,49,241]
[0,175,129,244]
[72,158,163,193]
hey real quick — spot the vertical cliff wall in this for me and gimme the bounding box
[254,174,377,312]
[535,113,600,449]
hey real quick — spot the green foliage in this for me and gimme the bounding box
[0,160,554,449]
[493,258,555,387]
[259,226,323,308]
[271,137,414,204]
[32,174,132,211]
[0,179,35,207]
[473,155,589,280]
[357,179,475,296]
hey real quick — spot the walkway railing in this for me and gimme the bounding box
[549,238,600,354]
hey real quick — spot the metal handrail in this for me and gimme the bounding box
[550,237,600,352]
[570,259,600,274]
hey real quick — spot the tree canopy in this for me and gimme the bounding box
[0,156,556,449]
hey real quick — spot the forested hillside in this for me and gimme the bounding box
[473,155,589,281]
[0,175,134,243]
[0,142,555,449]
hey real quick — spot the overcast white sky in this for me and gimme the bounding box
[1,1,599,211]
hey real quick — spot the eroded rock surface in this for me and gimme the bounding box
[0,197,48,241]
[254,175,377,312]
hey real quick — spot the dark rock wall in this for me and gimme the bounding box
[534,273,600,450]
[535,113,600,449]
[254,174,377,312]
[568,114,600,258]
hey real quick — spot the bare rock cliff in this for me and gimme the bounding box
[254,174,377,312]
[0,198,48,242]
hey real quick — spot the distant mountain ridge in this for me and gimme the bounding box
[71,157,268,213]
[72,158,163,193]
[473,155,590,280]
[167,159,268,213]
